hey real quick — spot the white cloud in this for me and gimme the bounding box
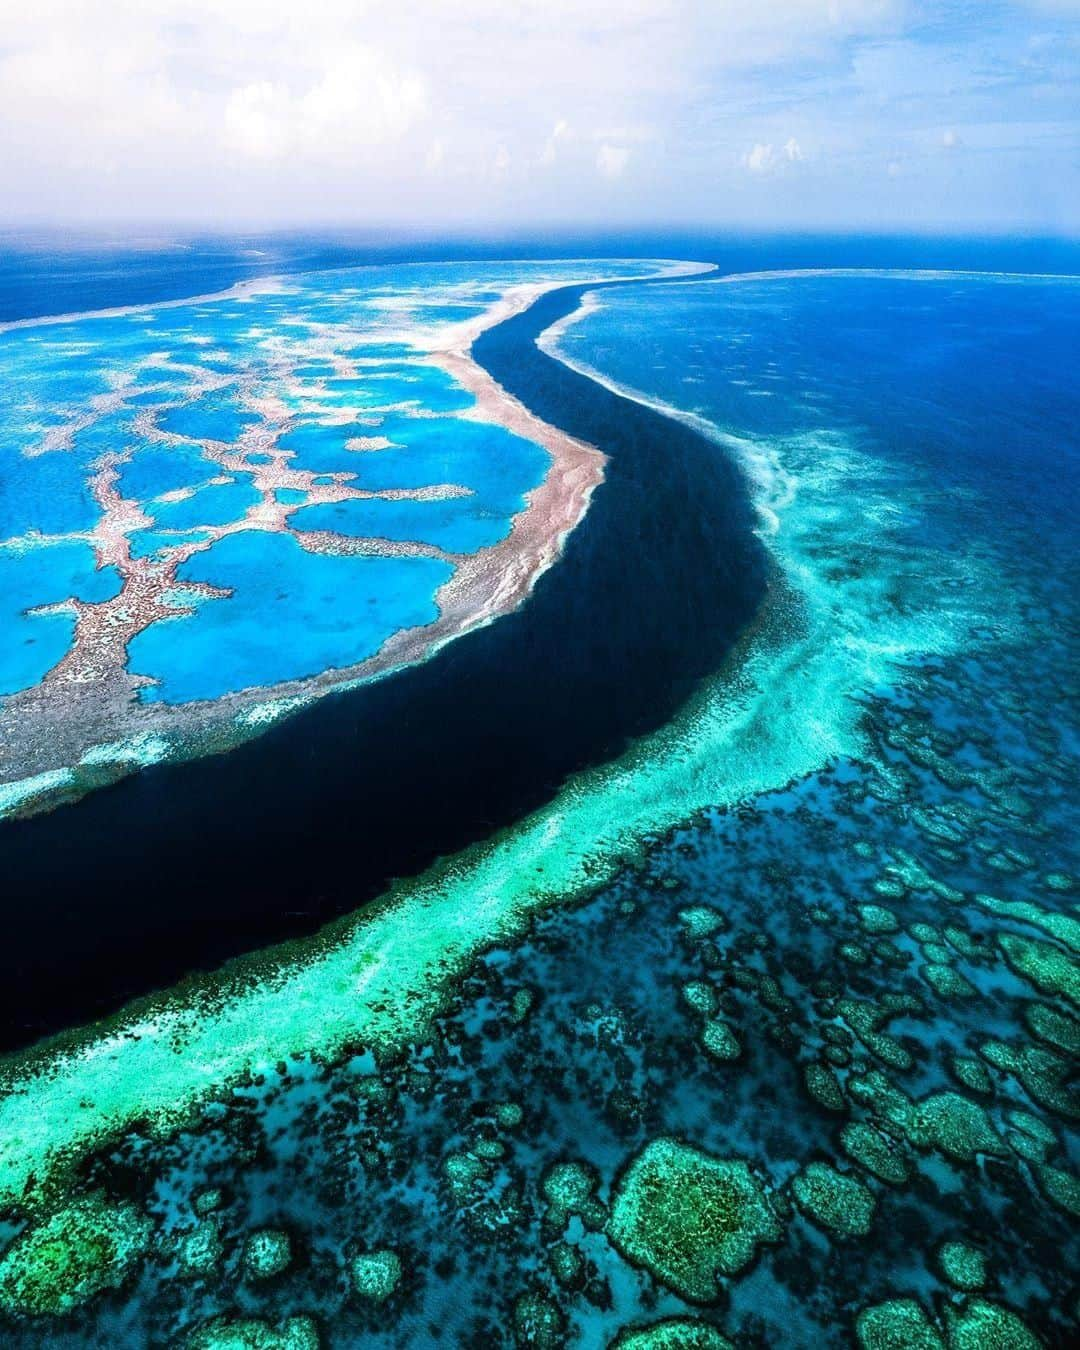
[596,143,631,178]
[744,137,804,173]
[222,45,425,163]
[299,46,426,150]
[224,82,285,159]
[0,0,1074,228]
[0,1,902,210]
[745,142,776,173]
[425,138,446,172]
[539,118,571,166]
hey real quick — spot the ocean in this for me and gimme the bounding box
[0,231,1076,1348]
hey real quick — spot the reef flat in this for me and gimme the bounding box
[0,265,1076,1346]
[0,258,691,821]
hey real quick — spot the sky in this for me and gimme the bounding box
[0,1,1077,232]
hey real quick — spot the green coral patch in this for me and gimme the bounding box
[998,933,1079,1006]
[185,1315,320,1349]
[791,1162,876,1237]
[548,1240,585,1290]
[949,1056,993,1095]
[976,894,1080,954]
[610,1316,734,1349]
[913,1092,1004,1162]
[804,1062,846,1111]
[350,1248,402,1302]
[541,1160,606,1233]
[606,1138,782,1302]
[682,980,718,1017]
[858,905,900,935]
[848,1074,1004,1163]
[1023,1002,1080,1056]
[1033,1163,1080,1217]
[922,964,976,1000]
[0,1192,152,1318]
[678,907,727,941]
[855,1297,945,1349]
[937,1240,987,1291]
[701,1020,742,1061]
[178,1221,224,1278]
[838,998,919,1071]
[943,1298,1041,1349]
[839,1121,911,1185]
[513,1291,565,1349]
[242,1228,291,1281]
[978,1040,1078,1119]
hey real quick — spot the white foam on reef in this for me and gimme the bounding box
[367,259,712,355]
[0,768,75,816]
[238,695,307,727]
[79,733,171,768]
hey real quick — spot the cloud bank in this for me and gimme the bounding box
[1,0,1077,229]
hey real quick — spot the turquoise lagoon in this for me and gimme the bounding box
[0,541,122,697]
[129,536,453,704]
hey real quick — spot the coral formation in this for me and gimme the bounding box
[607,1139,782,1301]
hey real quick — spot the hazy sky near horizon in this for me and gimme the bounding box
[1,1,1078,232]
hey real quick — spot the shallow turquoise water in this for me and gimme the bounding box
[115,443,214,502]
[127,529,206,562]
[292,494,507,554]
[280,365,474,416]
[144,479,261,532]
[288,418,548,552]
[157,394,258,444]
[68,410,141,462]
[128,532,454,702]
[331,417,549,496]
[0,541,121,695]
[0,450,100,538]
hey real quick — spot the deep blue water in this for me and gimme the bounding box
[555,268,1080,552]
